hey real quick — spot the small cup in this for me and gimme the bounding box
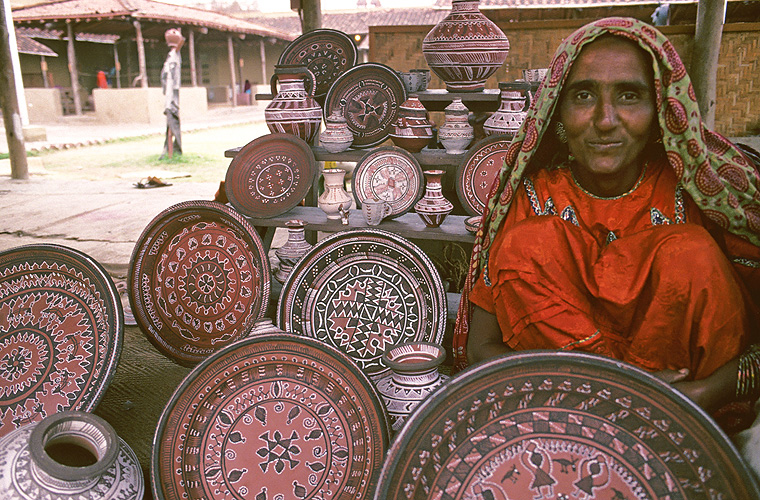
[397,71,415,94]
[362,198,393,226]
[411,69,430,91]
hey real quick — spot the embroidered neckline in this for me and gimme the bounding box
[570,162,648,200]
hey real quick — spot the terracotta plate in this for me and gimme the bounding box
[456,134,512,216]
[129,200,270,367]
[152,333,390,500]
[278,28,358,105]
[225,133,317,219]
[324,62,406,149]
[352,146,424,218]
[277,229,446,380]
[376,351,760,499]
[0,244,122,437]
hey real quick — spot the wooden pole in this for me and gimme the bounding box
[259,38,267,85]
[41,55,49,88]
[188,29,198,87]
[0,0,28,179]
[300,0,322,33]
[227,35,237,107]
[133,20,148,88]
[691,0,726,128]
[65,20,82,115]
[113,43,121,88]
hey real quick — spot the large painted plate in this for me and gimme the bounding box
[0,244,122,437]
[352,146,424,218]
[277,229,446,380]
[152,333,390,500]
[129,200,270,367]
[456,134,513,216]
[225,133,317,219]
[324,62,406,149]
[278,28,358,105]
[375,351,760,499]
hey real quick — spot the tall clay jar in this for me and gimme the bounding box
[438,98,474,154]
[389,95,434,153]
[318,168,353,220]
[415,169,454,228]
[374,341,449,433]
[483,81,532,138]
[274,219,314,283]
[0,411,144,500]
[265,64,323,145]
[422,0,509,92]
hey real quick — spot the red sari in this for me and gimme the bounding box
[470,158,756,378]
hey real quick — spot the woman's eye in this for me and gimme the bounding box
[575,91,593,101]
[620,92,640,101]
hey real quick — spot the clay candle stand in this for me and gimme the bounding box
[415,169,454,228]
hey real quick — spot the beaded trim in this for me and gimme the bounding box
[733,257,760,269]
[524,178,557,216]
[737,344,760,400]
[570,163,648,200]
[560,330,601,350]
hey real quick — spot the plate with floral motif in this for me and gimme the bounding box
[352,146,424,218]
[456,134,512,216]
[375,351,760,499]
[152,333,390,500]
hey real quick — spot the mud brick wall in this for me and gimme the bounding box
[370,21,760,137]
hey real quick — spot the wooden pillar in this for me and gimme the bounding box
[0,1,28,179]
[41,56,49,88]
[691,0,726,128]
[66,21,82,115]
[259,38,267,85]
[133,20,148,88]
[113,43,121,88]
[300,0,322,33]
[188,30,198,87]
[227,35,237,107]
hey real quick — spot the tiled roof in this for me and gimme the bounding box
[18,25,120,43]
[432,0,696,8]
[16,34,58,56]
[12,0,296,40]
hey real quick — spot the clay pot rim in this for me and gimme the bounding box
[383,341,446,372]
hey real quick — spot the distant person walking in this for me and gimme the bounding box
[161,28,184,159]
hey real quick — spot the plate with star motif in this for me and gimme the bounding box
[225,133,317,219]
[376,350,760,499]
[277,229,446,380]
[324,62,406,149]
[152,333,390,500]
[0,244,122,437]
[129,200,270,366]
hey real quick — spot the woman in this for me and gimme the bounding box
[454,18,760,416]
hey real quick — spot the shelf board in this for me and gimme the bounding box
[226,145,466,167]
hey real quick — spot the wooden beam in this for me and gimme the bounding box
[113,43,121,88]
[0,1,28,179]
[300,0,322,33]
[691,0,726,128]
[66,20,82,115]
[189,29,198,87]
[227,35,237,107]
[133,20,148,88]
[41,55,49,88]
[259,38,267,85]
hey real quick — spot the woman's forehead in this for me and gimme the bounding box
[565,36,654,87]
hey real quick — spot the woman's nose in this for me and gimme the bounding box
[593,99,619,130]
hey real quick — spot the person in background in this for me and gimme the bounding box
[453,16,760,475]
[96,70,108,89]
[161,28,185,159]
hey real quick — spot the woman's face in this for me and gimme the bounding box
[559,36,656,195]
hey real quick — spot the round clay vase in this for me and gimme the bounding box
[389,95,434,153]
[422,0,509,92]
[438,98,474,154]
[318,168,353,220]
[375,341,449,433]
[415,169,454,228]
[483,81,532,138]
[250,317,285,335]
[320,109,354,153]
[274,219,314,283]
[265,64,322,145]
[0,411,144,500]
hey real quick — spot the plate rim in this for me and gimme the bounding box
[225,133,317,219]
[456,133,513,216]
[324,61,407,149]
[128,200,271,367]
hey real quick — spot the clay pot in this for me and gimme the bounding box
[320,109,354,153]
[0,411,143,500]
[438,98,474,154]
[274,219,313,283]
[265,64,322,145]
[374,341,449,433]
[483,81,532,138]
[318,168,353,220]
[415,169,454,228]
[422,0,509,92]
[390,95,434,153]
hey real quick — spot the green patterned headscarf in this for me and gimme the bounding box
[453,17,760,371]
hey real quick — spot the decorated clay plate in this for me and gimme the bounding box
[324,62,406,148]
[225,133,317,219]
[352,146,424,218]
[277,229,446,380]
[0,244,122,437]
[129,200,270,367]
[152,333,390,500]
[456,134,513,216]
[278,28,358,105]
[376,351,760,499]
